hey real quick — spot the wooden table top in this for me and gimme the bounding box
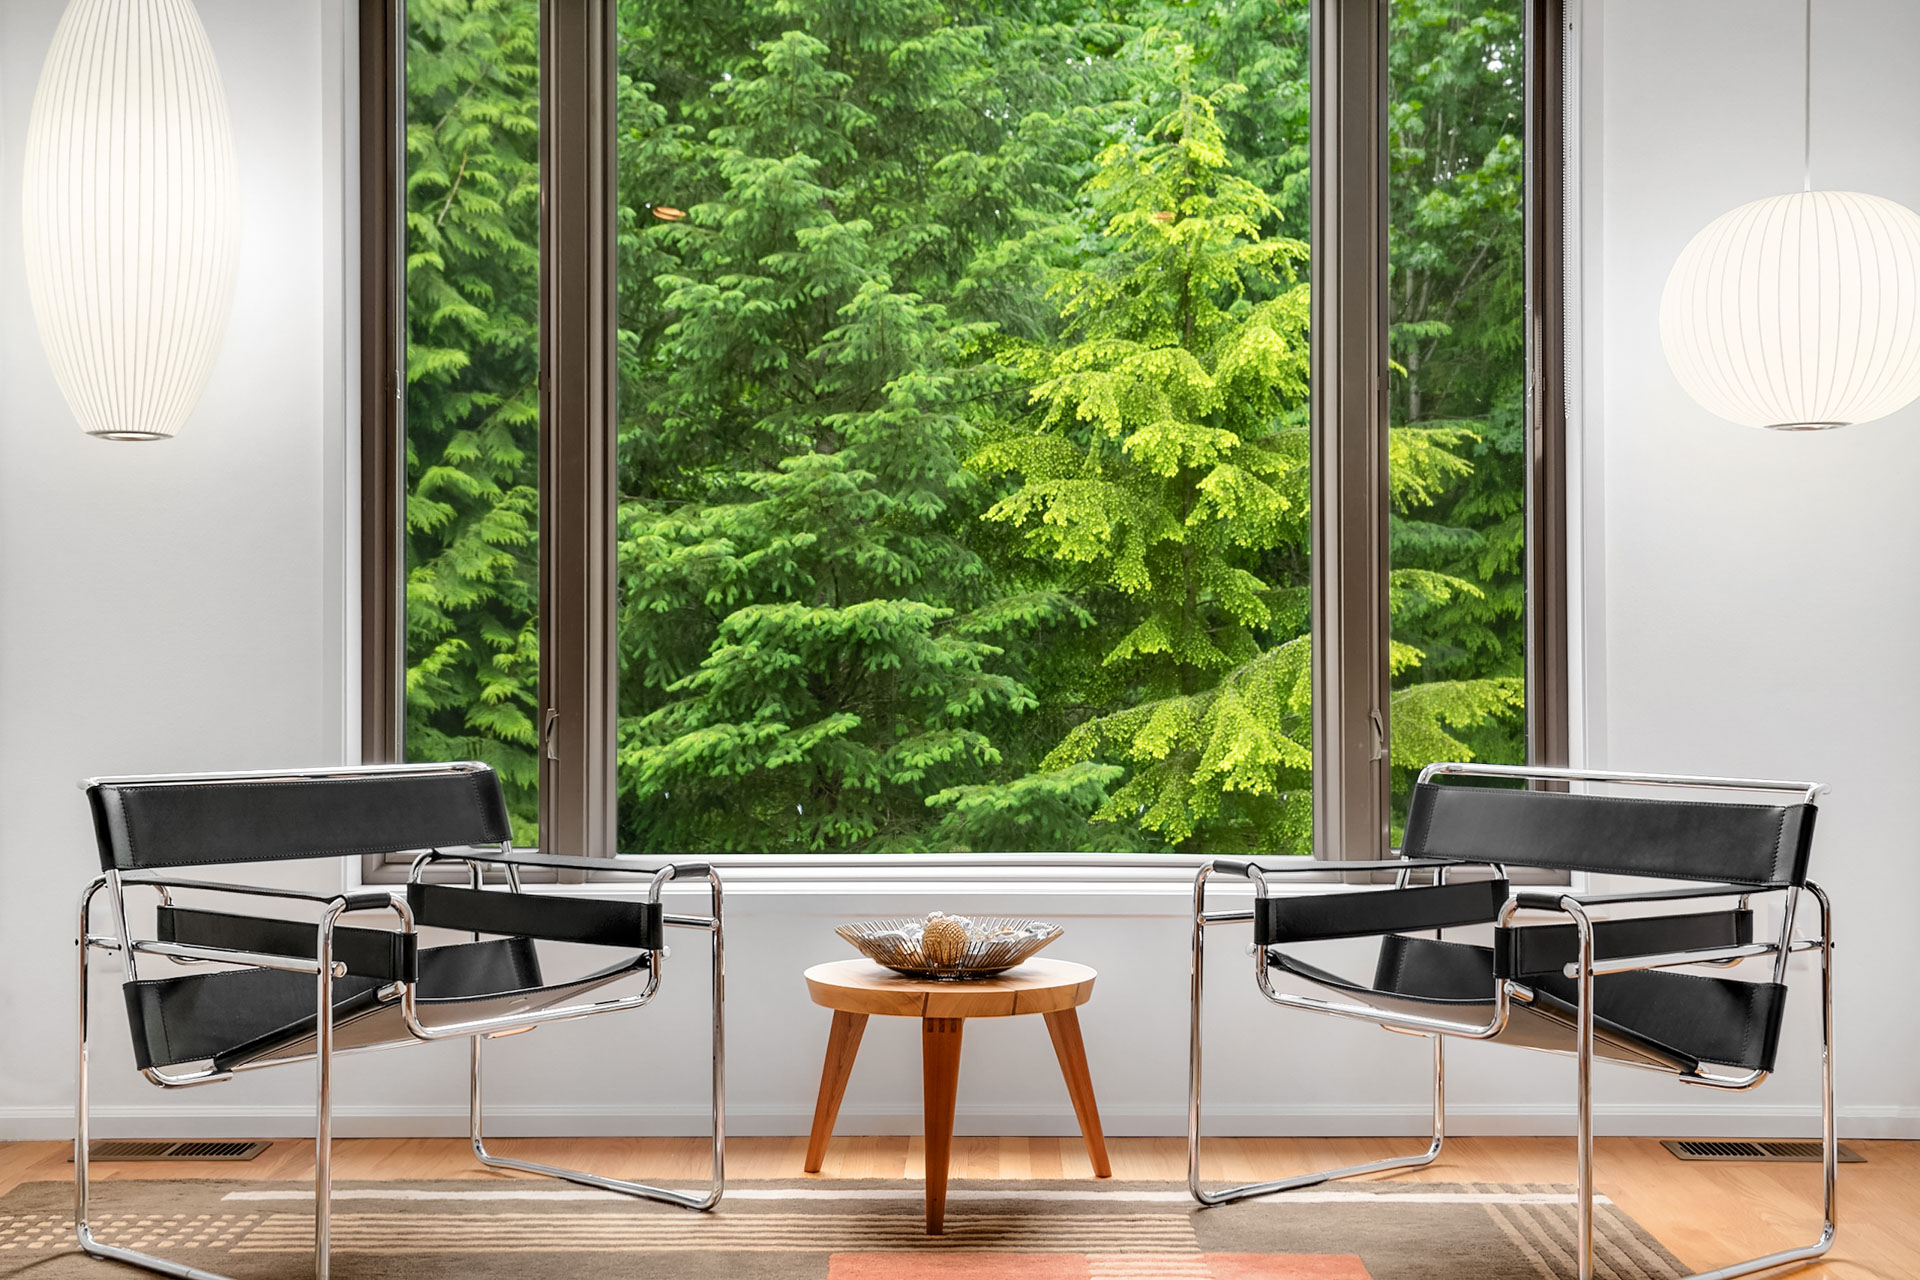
[803,957,1097,1019]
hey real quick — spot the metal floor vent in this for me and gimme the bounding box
[73,1140,271,1163]
[1661,1139,1864,1164]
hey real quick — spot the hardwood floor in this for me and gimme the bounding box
[2,1136,1911,1277]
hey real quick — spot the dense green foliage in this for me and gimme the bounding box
[403,0,543,843]
[1383,0,1528,819]
[402,0,1529,853]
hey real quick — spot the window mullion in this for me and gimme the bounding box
[356,0,406,884]
[539,0,619,865]
[1310,0,1393,862]
[1525,0,1572,773]
[357,0,404,774]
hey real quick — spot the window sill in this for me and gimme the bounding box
[353,852,1569,898]
[361,852,1245,896]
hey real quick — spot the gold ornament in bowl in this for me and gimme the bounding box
[920,915,971,966]
[836,912,1063,980]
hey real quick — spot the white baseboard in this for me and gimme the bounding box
[7,1102,1914,1142]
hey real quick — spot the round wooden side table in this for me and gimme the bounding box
[801,957,1112,1234]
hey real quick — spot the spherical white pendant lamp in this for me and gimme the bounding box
[21,0,241,441]
[1660,191,1920,430]
[1659,1,1920,431]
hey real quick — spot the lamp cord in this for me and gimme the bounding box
[1803,0,1813,192]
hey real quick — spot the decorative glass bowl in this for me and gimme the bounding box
[836,913,1063,981]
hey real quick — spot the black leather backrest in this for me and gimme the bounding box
[87,766,512,871]
[1401,782,1817,887]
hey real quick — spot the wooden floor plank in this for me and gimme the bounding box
[7,1136,1908,1276]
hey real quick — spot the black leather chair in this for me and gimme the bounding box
[1188,763,1835,1280]
[76,762,724,1280]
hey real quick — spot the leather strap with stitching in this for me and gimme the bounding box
[1255,879,1510,946]
[407,883,664,951]
[156,906,417,982]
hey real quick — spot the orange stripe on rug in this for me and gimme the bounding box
[828,1253,1092,1279]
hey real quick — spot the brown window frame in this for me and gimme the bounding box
[357,0,403,793]
[359,0,616,880]
[1524,0,1572,778]
[358,0,1570,875]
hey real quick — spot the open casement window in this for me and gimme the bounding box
[360,0,1568,876]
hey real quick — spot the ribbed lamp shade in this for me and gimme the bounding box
[21,0,240,441]
[1659,190,1920,430]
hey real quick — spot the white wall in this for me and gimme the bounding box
[0,0,1912,1144]
[1591,0,1920,1132]
[0,0,357,1134]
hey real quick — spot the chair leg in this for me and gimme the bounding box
[1571,899,1596,1280]
[313,907,340,1280]
[1671,884,1838,1280]
[1187,882,1446,1207]
[72,876,276,1280]
[468,874,726,1211]
[1564,889,1840,1280]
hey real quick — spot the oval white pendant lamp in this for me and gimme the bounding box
[1661,191,1920,430]
[1659,1,1920,431]
[21,0,241,441]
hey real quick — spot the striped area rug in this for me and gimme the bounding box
[0,1180,1686,1279]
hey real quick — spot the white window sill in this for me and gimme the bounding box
[352,852,1561,905]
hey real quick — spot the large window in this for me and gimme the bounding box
[361,0,1566,862]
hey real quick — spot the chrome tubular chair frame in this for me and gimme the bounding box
[77,873,384,1280]
[1188,764,1836,1280]
[73,763,726,1280]
[1188,861,1510,1207]
[411,852,727,1212]
[1519,880,1836,1280]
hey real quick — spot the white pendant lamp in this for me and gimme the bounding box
[21,0,241,441]
[1659,0,1920,431]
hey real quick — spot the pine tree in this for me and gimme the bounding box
[946,36,1520,855]
[951,57,1318,854]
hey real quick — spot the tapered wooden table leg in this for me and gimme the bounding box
[1043,1007,1111,1177]
[920,1016,965,1235]
[803,959,1102,1235]
[804,1011,868,1173]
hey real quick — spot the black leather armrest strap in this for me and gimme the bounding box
[156,906,417,982]
[420,849,710,879]
[1495,908,1753,979]
[407,883,664,951]
[1513,882,1753,911]
[1226,857,1467,879]
[125,877,399,912]
[1256,879,1509,946]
